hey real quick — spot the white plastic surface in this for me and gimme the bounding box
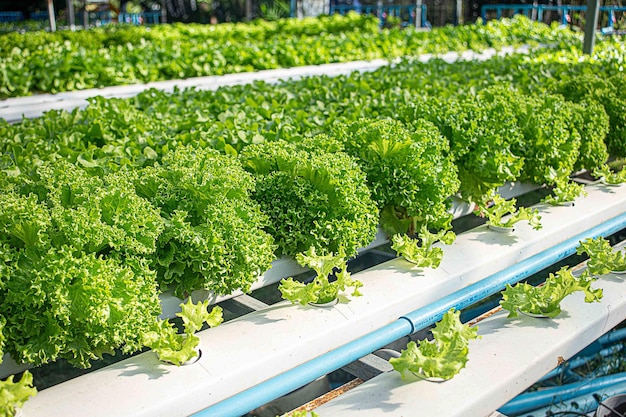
[20,184,626,417]
[313,265,626,417]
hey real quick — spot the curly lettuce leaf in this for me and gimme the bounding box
[143,300,223,366]
[390,309,479,380]
[0,371,37,417]
[500,267,603,318]
[593,165,626,185]
[480,194,542,230]
[177,299,223,334]
[0,191,52,250]
[577,236,626,275]
[542,178,587,206]
[142,320,200,366]
[279,247,361,305]
[391,225,455,269]
[278,277,324,306]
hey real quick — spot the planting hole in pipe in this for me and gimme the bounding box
[162,349,202,366]
[517,308,552,319]
[308,298,339,308]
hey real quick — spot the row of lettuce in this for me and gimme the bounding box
[0,14,581,98]
[1,35,624,375]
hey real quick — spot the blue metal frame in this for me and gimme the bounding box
[118,12,161,25]
[329,4,429,28]
[480,4,625,29]
[0,11,24,23]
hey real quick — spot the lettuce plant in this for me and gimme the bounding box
[390,309,479,380]
[500,267,603,319]
[568,100,610,173]
[541,178,587,206]
[1,248,162,368]
[513,94,582,185]
[142,299,223,366]
[0,168,164,368]
[240,138,378,258]
[0,371,37,417]
[279,247,362,305]
[593,165,626,185]
[555,73,626,157]
[332,118,459,235]
[391,225,456,269]
[406,87,523,203]
[132,146,276,297]
[478,194,542,231]
[577,236,626,275]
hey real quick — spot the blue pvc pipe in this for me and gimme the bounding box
[192,319,413,417]
[499,372,626,415]
[192,212,626,417]
[400,212,626,333]
[539,344,624,383]
[514,381,626,417]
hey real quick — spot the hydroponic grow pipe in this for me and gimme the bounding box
[192,212,626,417]
[498,372,626,415]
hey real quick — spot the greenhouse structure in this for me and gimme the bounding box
[1,1,626,416]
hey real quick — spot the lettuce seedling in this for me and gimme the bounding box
[143,299,223,366]
[279,247,362,305]
[500,266,603,319]
[391,225,456,269]
[478,194,542,230]
[541,178,587,206]
[593,165,626,185]
[577,236,626,275]
[0,371,37,417]
[390,309,479,380]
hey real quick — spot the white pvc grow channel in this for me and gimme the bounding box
[0,46,528,123]
[17,184,626,417]
[312,257,626,417]
[157,181,540,320]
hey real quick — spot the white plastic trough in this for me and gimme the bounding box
[312,257,626,417]
[0,182,537,380]
[157,181,540,319]
[0,46,527,123]
[19,184,626,417]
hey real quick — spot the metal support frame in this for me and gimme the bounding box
[583,0,601,54]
